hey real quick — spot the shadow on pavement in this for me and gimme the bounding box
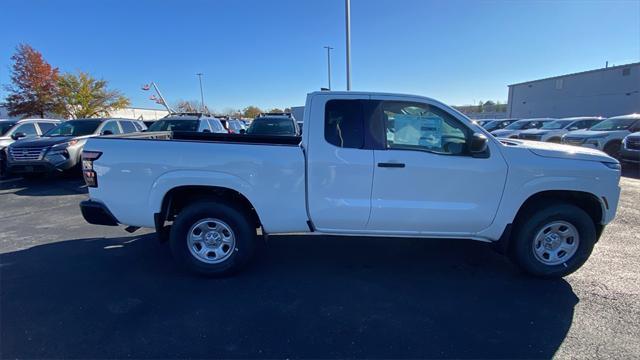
[0,176,87,196]
[621,163,640,179]
[0,234,577,358]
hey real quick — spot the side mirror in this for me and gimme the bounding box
[469,133,488,154]
[101,130,113,136]
[239,129,246,134]
[11,132,26,140]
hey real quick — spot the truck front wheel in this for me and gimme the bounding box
[510,203,596,278]
[169,201,257,276]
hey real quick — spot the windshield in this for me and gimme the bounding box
[505,121,530,130]
[44,120,101,137]
[0,122,18,136]
[147,119,200,132]
[589,118,637,131]
[247,117,296,135]
[483,121,501,131]
[542,120,573,130]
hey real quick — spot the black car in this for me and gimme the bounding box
[246,113,299,136]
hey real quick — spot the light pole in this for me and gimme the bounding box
[324,46,334,90]
[345,0,351,91]
[196,73,205,113]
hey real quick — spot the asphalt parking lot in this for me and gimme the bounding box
[1,167,639,359]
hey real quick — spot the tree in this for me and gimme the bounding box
[242,106,262,119]
[4,44,60,118]
[268,108,284,113]
[55,71,129,119]
[174,100,204,113]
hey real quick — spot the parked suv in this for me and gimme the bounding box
[215,116,245,134]
[620,132,640,164]
[246,113,300,136]
[0,118,61,176]
[518,117,602,142]
[561,114,640,158]
[147,113,227,134]
[6,118,144,176]
[490,118,554,138]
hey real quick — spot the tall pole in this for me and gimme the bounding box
[324,46,333,90]
[196,73,205,113]
[151,82,174,113]
[345,0,351,90]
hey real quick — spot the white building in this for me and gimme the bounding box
[507,62,640,118]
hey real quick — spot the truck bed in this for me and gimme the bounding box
[106,130,302,146]
[84,132,308,233]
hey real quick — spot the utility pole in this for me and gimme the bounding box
[324,46,334,90]
[345,0,351,90]
[196,73,205,113]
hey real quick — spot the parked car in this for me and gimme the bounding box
[297,121,304,133]
[561,114,640,158]
[80,91,620,279]
[245,113,299,136]
[482,119,519,132]
[0,118,62,176]
[6,118,144,176]
[147,113,227,134]
[518,117,603,142]
[473,119,493,127]
[491,118,555,138]
[217,117,245,134]
[619,132,640,164]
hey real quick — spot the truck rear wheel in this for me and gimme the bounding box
[510,203,596,278]
[169,201,256,276]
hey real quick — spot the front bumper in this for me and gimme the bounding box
[620,147,640,164]
[80,200,119,226]
[7,156,77,174]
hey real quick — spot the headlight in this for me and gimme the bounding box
[585,136,606,145]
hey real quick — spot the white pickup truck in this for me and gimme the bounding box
[80,91,621,278]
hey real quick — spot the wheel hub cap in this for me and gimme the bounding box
[187,218,236,264]
[532,220,580,266]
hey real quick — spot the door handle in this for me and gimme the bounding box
[377,162,405,168]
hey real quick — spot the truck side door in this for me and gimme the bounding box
[367,96,508,235]
[306,95,376,231]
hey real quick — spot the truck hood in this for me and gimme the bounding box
[501,139,617,163]
[564,129,629,138]
[9,136,76,148]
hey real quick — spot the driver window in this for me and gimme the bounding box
[383,101,468,155]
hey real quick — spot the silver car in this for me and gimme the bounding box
[6,118,145,176]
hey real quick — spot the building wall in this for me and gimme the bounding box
[108,107,169,121]
[508,63,640,118]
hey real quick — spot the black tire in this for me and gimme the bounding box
[510,203,596,278]
[603,141,621,159]
[169,201,257,276]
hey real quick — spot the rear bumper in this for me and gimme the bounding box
[80,200,119,226]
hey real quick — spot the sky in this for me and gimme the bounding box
[1,0,639,112]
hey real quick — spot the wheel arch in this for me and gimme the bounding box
[157,185,262,231]
[513,189,604,236]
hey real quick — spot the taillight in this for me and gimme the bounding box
[82,151,102,187]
